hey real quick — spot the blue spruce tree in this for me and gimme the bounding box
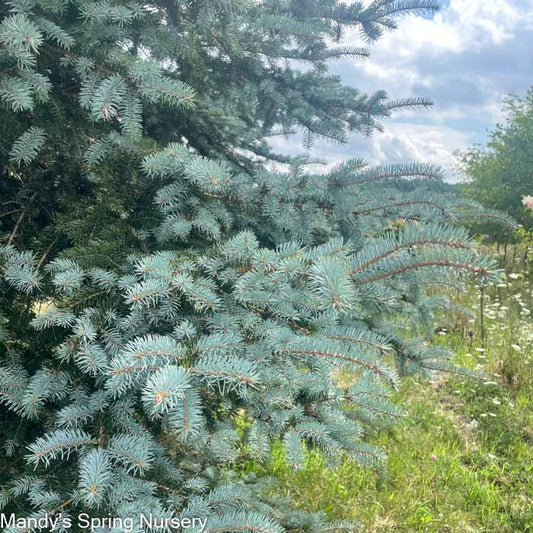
[0,1,505,531]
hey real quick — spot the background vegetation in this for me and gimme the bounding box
[459,90,533,235]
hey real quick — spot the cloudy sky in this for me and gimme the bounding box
[271,0,533,181]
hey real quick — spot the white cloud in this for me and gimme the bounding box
[366,122,469,166]
[269,1,533,179]
[366,0,524,58]
[338,0,531,99]
[319,0,533,171]
[268,122,470,182]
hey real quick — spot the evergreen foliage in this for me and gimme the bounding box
[0,0,505,531]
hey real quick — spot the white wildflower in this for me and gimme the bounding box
[522,195,533,210]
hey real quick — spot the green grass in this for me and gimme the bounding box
[258,244,533,532]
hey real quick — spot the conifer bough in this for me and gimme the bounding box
[0,1,503,532]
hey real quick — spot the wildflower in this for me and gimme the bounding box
[466,419,479,432]
[430,454,437,461]
[522,195,533,210]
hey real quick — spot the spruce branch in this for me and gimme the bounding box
[354,199,450,217]
[9,127,46,166]
[352,259,492,285]
[335,163,444,186]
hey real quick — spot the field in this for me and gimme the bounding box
[256,244,533,532]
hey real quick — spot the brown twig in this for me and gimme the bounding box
[6,193,37,245]
[352,260,489,285]
[37,237,59,269]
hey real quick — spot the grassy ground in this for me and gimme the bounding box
[264,244,533,532]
